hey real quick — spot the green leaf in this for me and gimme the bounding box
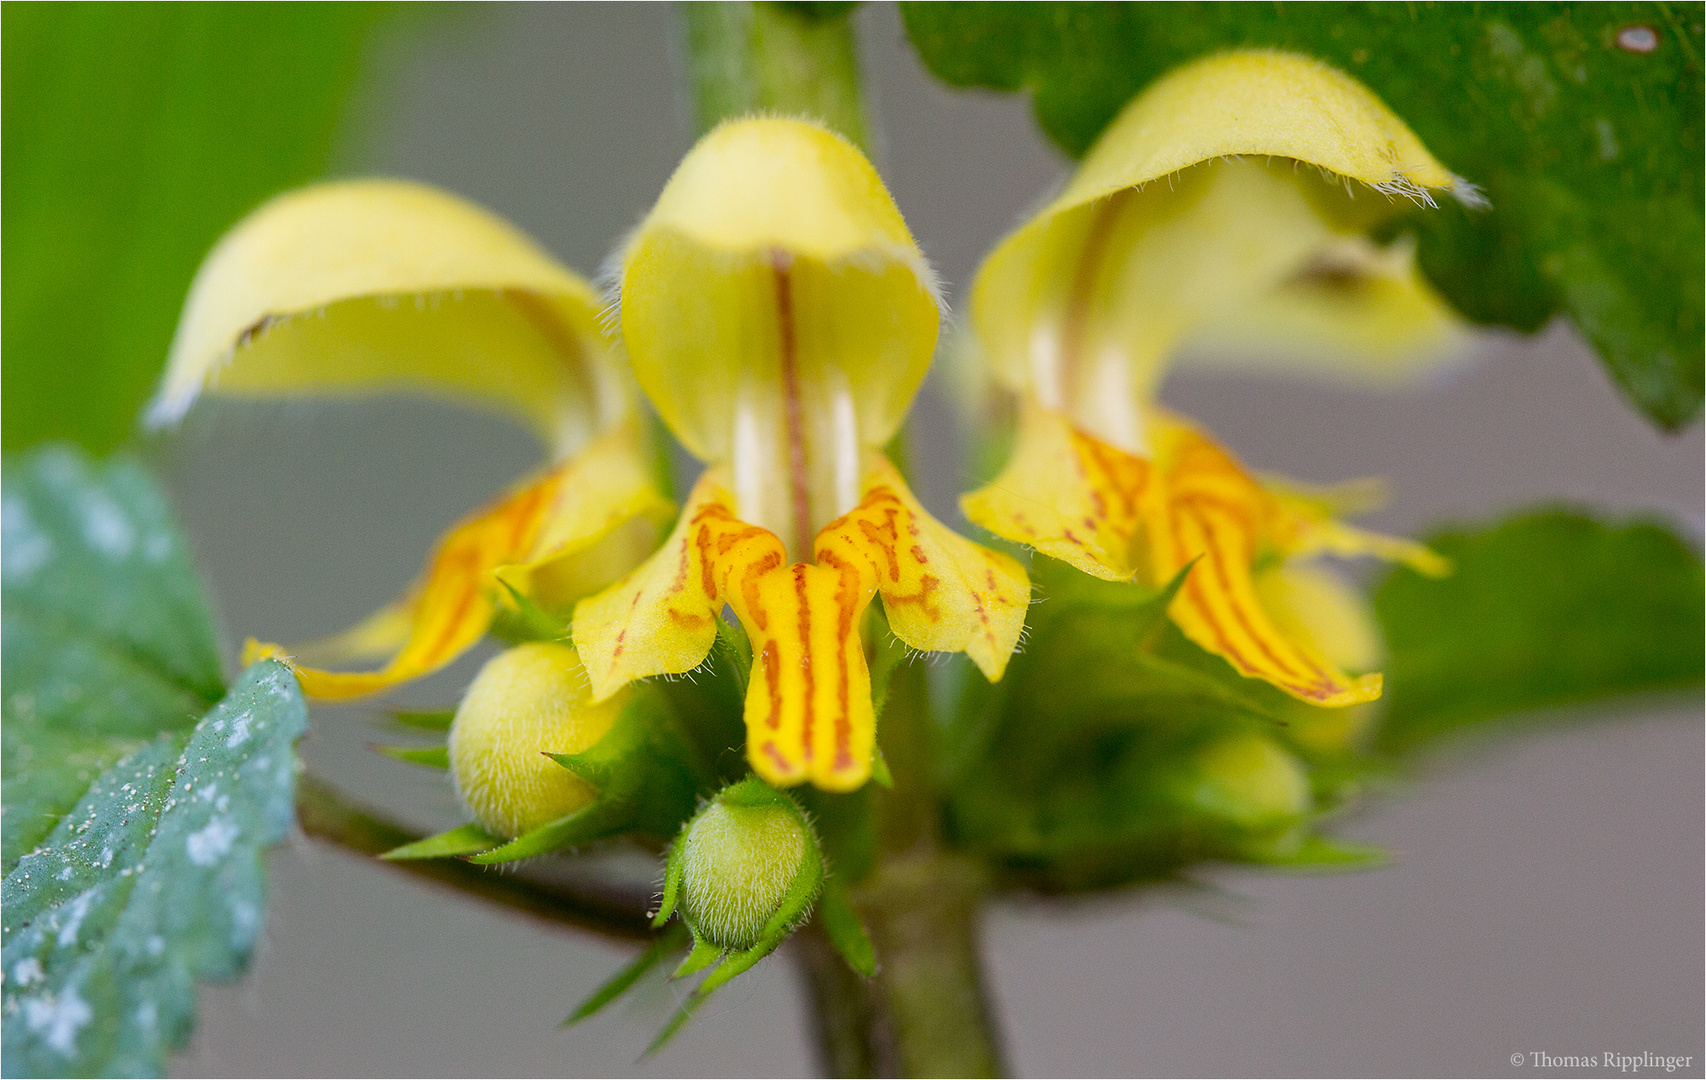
[1246,833,1389,873]
[671,938,724,981]
[1,660,308,1077]
[1374,508,1704,751]
[945,558,1324,891]
[488,580,573,645]
[379,824,501,863]
[2,4,404,454]
[818,879,877,977]
[3,447,224,874]
[901,2,1704,429]
[465,803,636,866]
[371,744,450,769]
[385,708,455,732]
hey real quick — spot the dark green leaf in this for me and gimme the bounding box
[655,619,751,786]
[3,447,224,873]
[1374,508,1704,751]
[2,3,401,454]
[1,661,307,1077]
[902,2,1704,428]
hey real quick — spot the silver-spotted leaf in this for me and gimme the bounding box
[3,447,224,873]
[1,661,307,1077]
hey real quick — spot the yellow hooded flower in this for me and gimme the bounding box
[574,118,1029,792]
[150,180,672,700]
[961,51,1462,708]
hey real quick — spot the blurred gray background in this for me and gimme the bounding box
[163,5,1703,1076]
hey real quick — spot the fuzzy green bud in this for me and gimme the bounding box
[448,642,627,838]
[662,778,824,952]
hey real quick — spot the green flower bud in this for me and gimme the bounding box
[681,787,815,950]
[655,778,823,970]
[1188,733,1310,831]
[448,642,627,839]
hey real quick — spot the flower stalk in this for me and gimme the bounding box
[681,1,871,152]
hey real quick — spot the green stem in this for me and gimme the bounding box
[680,1,871,151]
[294,772,652,941]
[856,851,1006,1078]
[793,921,885,1076]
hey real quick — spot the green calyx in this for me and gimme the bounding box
[642,777,828,1051]
[658,777,824,951]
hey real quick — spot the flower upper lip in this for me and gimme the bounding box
[156,178,673,704]
[959,50,1463,709]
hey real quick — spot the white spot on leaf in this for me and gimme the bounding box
[185,819,239,866]
[3,497,54,583]
[56,890,95,948]
[78,491,134,559]
[23,986,92,1057]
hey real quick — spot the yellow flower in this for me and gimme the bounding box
[573,118,1030,792]
[960,51,1462,708]
[149,180,672,699]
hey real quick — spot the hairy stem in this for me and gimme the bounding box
[857,852,1006,1078]
[293,772,652,941]
[680,1,871,151]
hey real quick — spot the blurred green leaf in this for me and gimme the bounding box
[901,2,1704,429]
[1,661,307,1077]
[385,708,455,732]
[3,447,224,874]
[817,879,877,977]
[1374,509,1705,751]
[2,3,399,454]
[372,744,450,769]
[946,558,1333,892]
